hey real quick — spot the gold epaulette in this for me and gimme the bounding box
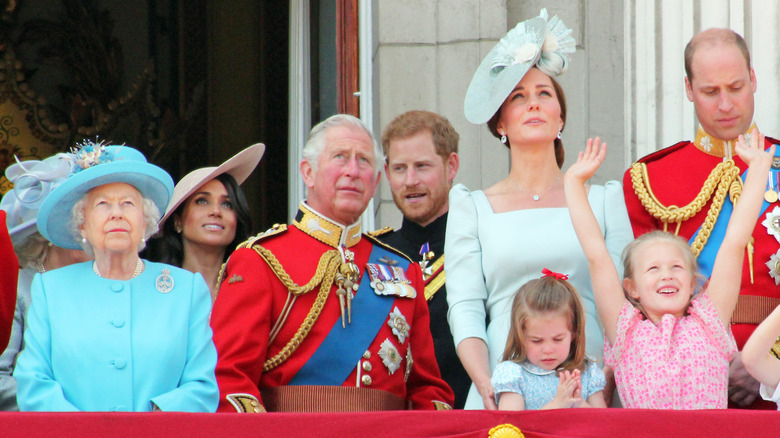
[216,224,288,291]
[237,223,288,249]
[362,232,414,264]
[366,226,394,238]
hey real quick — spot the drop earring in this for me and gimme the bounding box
[557,131,562,139]
[500,133,507,144]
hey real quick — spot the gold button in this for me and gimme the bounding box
[250,400,259,407]
[253,407,262,413]
[362,361,372,372]
[361,375,372,386]
[363,351,371,359]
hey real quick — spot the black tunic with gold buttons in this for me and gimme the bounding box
[377,213,470,409]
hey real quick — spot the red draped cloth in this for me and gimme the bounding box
[2,409,778,437]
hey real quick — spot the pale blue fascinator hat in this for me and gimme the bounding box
[36,141,174,250]
[0,154,73,246]
[464,9,576,124]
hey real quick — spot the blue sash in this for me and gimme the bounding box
[289,244,408,386]
[692,148,780,278]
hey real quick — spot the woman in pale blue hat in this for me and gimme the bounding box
[0,155,90,410]
[444,9,632,409]
[13,142,219,412]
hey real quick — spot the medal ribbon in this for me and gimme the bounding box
[390,266,408,283]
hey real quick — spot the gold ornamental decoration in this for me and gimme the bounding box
[254,246,342,372]
[630,159,742,257]
[488,424,525,438]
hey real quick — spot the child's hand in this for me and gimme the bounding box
[569,369,585,408]
[564,138,607,186]
[551,369,585,409]
[736,128,774,168]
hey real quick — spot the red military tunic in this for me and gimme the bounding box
[623,128,780,349]
[210,203,454,412]
[0,211,18,352]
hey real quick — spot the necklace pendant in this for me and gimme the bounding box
[532,195,540,201]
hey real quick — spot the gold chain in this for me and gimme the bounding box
[630,160,742,256]
[252,245,343,372]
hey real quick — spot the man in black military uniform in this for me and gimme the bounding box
[375,110,469,408]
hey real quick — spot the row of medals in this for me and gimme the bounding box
[763,159,780,203]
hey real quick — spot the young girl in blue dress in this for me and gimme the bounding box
[492,270,607,409]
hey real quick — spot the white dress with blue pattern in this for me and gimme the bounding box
[491,360,606,410]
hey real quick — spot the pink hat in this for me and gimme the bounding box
[161,143,265,224]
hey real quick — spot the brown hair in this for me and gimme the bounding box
[684,28,751,81]
[622,231,702,307]
[486,69,567,168]
[502,275,587,371]
[381,110,459,161]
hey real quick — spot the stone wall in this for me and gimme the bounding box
[372,0,625,229]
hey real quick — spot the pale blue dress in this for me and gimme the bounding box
[492,360,606,409]
[445,182,632,409]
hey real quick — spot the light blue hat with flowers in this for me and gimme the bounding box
[36,141,174,250]
[464,9,576,124]
[0,154,74,246]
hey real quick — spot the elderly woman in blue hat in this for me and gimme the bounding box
[0,155,91,410]
[444,10,632,409]
[13,142,219,412]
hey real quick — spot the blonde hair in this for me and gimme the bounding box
[622,230,703,308]
[502,275,588,371]
[14,232,50,270]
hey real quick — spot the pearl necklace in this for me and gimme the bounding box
[508,176,560,201]
[93,259,144,279]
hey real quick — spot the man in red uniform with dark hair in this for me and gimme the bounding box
[623,28,780,408]
[210,114,454,413]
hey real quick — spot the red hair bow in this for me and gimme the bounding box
[542,268,569,281]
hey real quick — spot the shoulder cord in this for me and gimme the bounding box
[251,245,342,372]
[630,160,742,257]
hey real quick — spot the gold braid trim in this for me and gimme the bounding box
[215,260,229,292]
[630,160,742,256]
[251,245,342,372]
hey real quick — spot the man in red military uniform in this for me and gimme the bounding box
[210,114,454,412]
[623,28,780,408]
[0,211,18,353]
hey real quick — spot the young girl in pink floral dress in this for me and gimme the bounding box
[563,132,773,409]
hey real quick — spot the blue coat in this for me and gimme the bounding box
[14,260,218,412]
